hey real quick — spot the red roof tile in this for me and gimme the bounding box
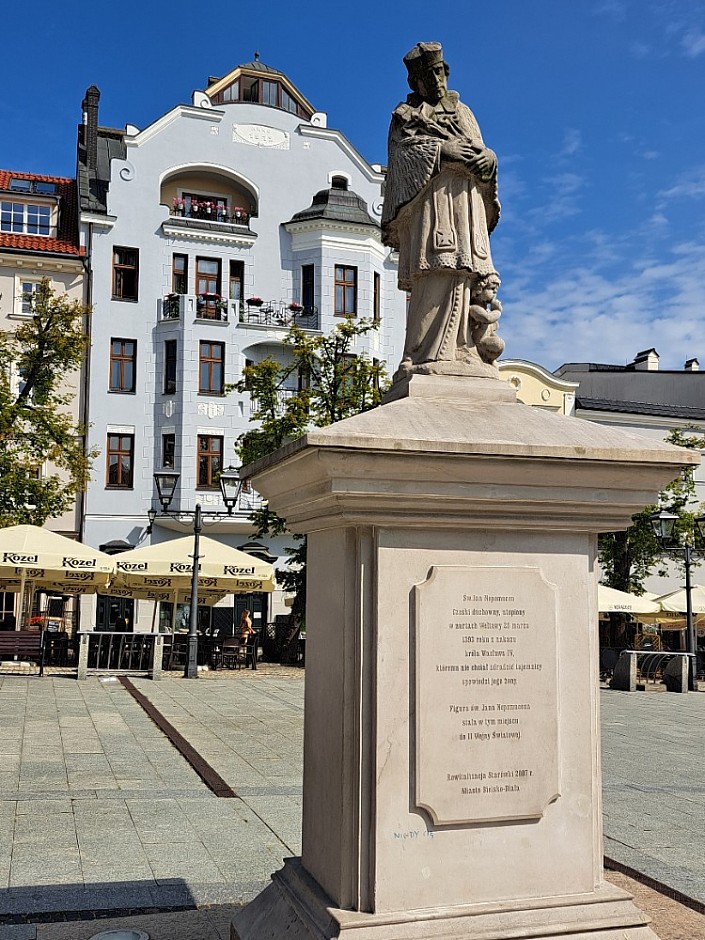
[0,170,81,257]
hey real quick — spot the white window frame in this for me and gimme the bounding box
[0,200,54,236]
[12,277,42,318]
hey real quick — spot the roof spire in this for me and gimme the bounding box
[254,50,260,62]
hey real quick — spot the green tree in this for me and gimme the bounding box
[235,317,388,644]
[598,427,705,594]
[0,279,94,526]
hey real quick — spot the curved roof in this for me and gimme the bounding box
[287,183,378,228]
[205,57,316,117]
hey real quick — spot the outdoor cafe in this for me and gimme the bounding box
[598,582,705,689]
[0,523,289,678]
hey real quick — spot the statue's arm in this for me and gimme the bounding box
[468,303,502,325]
[439,140,496,180]
[453,103,498,181]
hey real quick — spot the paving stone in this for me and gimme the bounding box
[601,688,705,904]
[1,672,702,940]
[0,925,38,939]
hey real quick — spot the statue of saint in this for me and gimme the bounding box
[382,42,504,381]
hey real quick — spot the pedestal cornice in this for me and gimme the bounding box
[243,376,698,534]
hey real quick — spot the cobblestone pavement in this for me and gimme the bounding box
[0,667,303,940]
[601,687,705,904]
[0,668,702,939]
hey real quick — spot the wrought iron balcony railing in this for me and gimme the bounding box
[160,294,229,322]
[159,295,319,330]
[170,204,251,225]
[239,301,319,330]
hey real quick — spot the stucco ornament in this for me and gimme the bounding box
[382,42,503,382]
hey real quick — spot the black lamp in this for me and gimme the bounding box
[153,470,180,511]
[649,509,678,546]
[219,466,243,513]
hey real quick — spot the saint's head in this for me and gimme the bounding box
[403,42,449,103]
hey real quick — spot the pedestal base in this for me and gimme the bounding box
[232,859,659,940]
[234,374,688,940]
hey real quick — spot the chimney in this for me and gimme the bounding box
[685,358,700,372]
[632,348,659,371]
[82,84,100,173]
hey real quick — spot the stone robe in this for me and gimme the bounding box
[382,91,500,367]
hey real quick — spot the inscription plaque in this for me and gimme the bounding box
[415,565,560,825]
[232,124,290,150]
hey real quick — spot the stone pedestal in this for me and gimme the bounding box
[663,655,689,693]
[232,376,697,940]
[610,650,637,692]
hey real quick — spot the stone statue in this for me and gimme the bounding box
[382,42,503,381]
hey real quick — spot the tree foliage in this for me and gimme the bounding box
[0,279,94,526]
[236,318,387,465]
[598,427,705,593]
[235,317,388,631]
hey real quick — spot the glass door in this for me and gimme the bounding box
[196,257,221,319]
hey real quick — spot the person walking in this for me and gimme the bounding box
[239,609,257,670]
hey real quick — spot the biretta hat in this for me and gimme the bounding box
[403,42,445,79]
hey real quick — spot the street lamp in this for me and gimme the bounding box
[149,466,243,678]
[649,508,705,691]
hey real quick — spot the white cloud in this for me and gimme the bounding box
[681,30,705,57]
[658,165,705,203]
[522,171,586,225]
[559,129,582,157]
[496,238,705,371]
[593,0,628,21]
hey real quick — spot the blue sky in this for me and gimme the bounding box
[3,0,705,371]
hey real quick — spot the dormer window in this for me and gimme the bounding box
[9,178,57,195]
[1,201,52,236]
[212,72,310,117]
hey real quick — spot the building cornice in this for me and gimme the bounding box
[161,221,257,246]
[284,222,385,258]
[284,218,380,237]
[499,359,579,392]
[576,409,705,433]
[80,212,116,230]
[125,105,225,149]
[0,252,83,271]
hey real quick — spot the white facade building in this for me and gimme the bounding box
[76,61,406,635]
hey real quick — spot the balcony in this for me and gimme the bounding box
[158,295,320,330]
[173,201,250,225]
[153,486,265,525]
[162,204,257,246]
[249,386,299,416]
[239,301,319,331]
[238,487,265,512]
[159,293,229,323]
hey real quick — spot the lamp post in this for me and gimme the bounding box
[649,508,705,692]
[151,466,243,678]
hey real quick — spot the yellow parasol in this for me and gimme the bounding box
[597,584,660,614]
[0,525,114,628]
[111,534,275,594]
